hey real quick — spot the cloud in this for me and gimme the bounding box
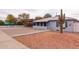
[0,9,79,20]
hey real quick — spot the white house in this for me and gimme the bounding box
[33,15,79,32]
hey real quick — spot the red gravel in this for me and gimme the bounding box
[14,31,79,49]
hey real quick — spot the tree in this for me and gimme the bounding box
[44,13,52,18]
[0,20,4,25]
[5,14,16,24]
[58,9,65,33]
[16,19,25,25]
[16,13,31,26]
[35,16,43,20]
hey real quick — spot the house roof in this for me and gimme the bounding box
[33,15,78,22]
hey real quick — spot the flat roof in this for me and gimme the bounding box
[33,16,78,22]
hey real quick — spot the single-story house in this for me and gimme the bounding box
[33,15,79,32]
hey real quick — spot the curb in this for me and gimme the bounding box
[12,30,50,37]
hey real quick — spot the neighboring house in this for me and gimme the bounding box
[24,19,33,27]
[33,15,79,32]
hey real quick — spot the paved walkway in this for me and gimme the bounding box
[0,31,28,49]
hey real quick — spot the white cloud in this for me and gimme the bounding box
[0,9,79,20]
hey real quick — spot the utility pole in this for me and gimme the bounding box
[58,9,65,33]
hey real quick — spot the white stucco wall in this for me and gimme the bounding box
[48,21,74,32]
[64,21,74,32]
[33,21,75,32]
[33,26,47,30]
[47,21,57,31]
[73,22,79,32]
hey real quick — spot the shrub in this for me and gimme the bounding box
[0,20,4,25]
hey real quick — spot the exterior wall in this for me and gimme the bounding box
[33,21,75,32]
[33,26,47,30]
[47,21,57,31]
[48,21,74,32]
[64,21,74,32]
[73,22,79,32]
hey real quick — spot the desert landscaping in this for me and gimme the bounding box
[1,26,79,49]
[1,9,79,49]
[14,31,79,49]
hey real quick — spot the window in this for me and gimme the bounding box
[65,21,67,27]
[56,21,59,27]
[63,21,68,29]
[44,22,46,26]
[63,23,65,28]
[56,21,68,28]
[37,22,39,26]
[41,22,43,26]
[33,23,36,26]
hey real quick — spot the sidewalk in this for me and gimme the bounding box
[0,31,28,49]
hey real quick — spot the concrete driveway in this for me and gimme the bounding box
[0,26,49,48]
[1,26,49,37]
[0,31,28,49]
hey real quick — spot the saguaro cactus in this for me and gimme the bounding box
[58,9,65,33]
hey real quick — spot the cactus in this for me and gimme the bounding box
[58,9,65,33]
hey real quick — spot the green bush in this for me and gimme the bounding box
[0,20,4,25]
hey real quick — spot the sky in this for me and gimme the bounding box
[0,9,79,20]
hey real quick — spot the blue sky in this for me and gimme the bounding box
[0,9,79,20]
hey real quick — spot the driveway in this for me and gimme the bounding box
[0,30,28,49]
[0,26,49,37]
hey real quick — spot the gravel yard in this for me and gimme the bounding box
[14,31,79,49]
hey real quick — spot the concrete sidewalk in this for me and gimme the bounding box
[0,31,28,49]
